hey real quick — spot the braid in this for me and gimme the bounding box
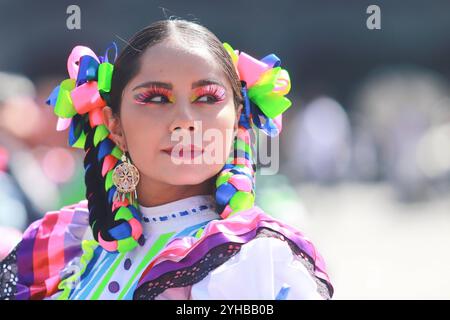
[46,45,143,253]
[83,119,142,252]
[215,108,257,219]
[215,43,292,219]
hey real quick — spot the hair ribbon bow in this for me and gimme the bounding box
[46,43,118,148]
[223,43,292,137]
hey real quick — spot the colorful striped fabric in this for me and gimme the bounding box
[14,200,91,300]
[2,198,221,300]
[1,198,333,300]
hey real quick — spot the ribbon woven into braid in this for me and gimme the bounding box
[214,43,292,220]
[46,43,143,254]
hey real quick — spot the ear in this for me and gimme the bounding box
[102,106,128,152]
[234,103,243,134]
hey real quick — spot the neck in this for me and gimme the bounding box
[136,175,215,207]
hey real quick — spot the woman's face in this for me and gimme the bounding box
[106,39,241,187]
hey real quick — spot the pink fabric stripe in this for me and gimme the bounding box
[112,199,129,212]
[220,205,233,219]
[47,208,75,282]
[237,129,251,144]
[129,218,142,240]
[228,175,252,192]
[89,107,104,127]
[29,284,46,300]
[102,155,118,177]
[30,211,59,299]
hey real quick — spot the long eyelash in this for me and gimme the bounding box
[194,85,226,103]
[134,86,173,104]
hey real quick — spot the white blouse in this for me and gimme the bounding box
[189,236,324,300]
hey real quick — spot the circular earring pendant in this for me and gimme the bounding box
[112,153,140,195]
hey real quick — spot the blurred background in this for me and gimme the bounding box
[0,0,449,299]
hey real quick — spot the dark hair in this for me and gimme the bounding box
[86,19,247,251]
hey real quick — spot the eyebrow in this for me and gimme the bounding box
[132,79,226,91]
[191,79,225,89]
[132,81,172,91]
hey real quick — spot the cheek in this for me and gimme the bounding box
[202,105,237,162]
[120,104,166,171]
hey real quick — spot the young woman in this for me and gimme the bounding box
[0,19,333,300]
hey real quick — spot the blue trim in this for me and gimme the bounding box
[108,222,132,239]
[71,251,118,299]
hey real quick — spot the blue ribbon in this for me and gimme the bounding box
[68,114,83,146]
[102,42,118,64]
[76,56,99,86]
[46,85,60,107]
[108,222,132,239]
[108,186,117,203]
[275,284,291,300]
[97,139,115,161]
[239,85,280,137]
[261,53,281,68]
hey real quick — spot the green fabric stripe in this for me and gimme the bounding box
[111,146,123,159]
[114,206,132,222]
[105,170,113,191]
[94,125,109,147]
[194,228,204,238]
[236,139,252,156]
[117,232,175,300]
[90,253,125,300]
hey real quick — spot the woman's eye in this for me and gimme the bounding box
[196,95,218,103]
[140,95,170,104]
[149,95,167,103]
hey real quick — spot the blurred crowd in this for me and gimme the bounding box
[0,72,86,259]
[282,66,450,202]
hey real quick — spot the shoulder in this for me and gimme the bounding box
[134,206,333,300]
[18,199,93,254]
[0,199,93,300]
[190,231,331,300]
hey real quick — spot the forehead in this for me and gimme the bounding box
[133,39,227,86]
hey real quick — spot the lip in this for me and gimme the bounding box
[162,144,204,158]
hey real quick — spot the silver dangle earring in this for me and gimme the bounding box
[112,152,140,205]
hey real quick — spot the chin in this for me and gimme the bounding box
[158,164,213,185]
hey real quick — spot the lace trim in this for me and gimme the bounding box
[1,248,18,300]
[255,228,332,299]
[133,242,241,300]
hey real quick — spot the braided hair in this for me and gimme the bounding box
[46,43,143,252]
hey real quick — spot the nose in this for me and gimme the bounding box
[169,104,198,133]
[171,123,195,132]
